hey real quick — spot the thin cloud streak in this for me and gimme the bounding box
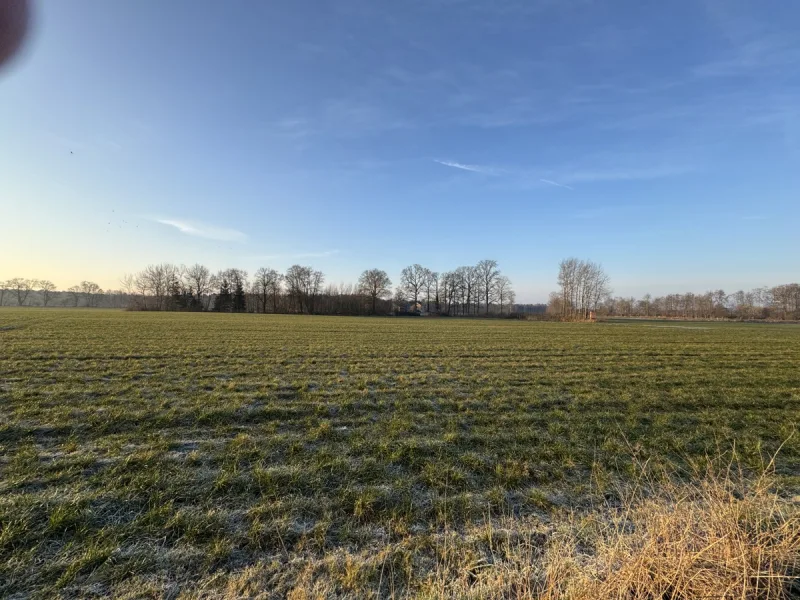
[154,219,248,242]
[540,178,574,190]
[561,165,693,183]
[433,159,499,174]
[440,160,690,189]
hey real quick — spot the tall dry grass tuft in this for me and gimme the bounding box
[425,452,799,600]
[540,454,800,600]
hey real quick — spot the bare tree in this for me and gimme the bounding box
[639,293,652,317]
[253,267,282,313]
[556,258,611,320]
[495,275,513,314]
[8,278,34,306]
[557,258,578,318]
[285,265,324,314]
[586,264,611,319]
[307,269,324,314]
[120,274,135,295]
[392,286,407,309]
[422,270,439,313]
[66,285,81,307]
[182,264,216,310]
[358,269,392,314]
[475,259,500,315]
[38,280,56,307]
[79,281,103,308]
[439,271,458,315]
[285,265,308,313]
[267,271,283,313]
[400,264,427,307]
[119,274,140,309]
[136,264,178,310]
[459,266,480,315]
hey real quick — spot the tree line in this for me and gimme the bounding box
[0,278,109,308]
[546,258,799,321]
[1,260,517,316]
[600,284,800,320]
[5,263,797,320]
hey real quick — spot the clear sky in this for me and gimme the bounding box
[2,0,799,302]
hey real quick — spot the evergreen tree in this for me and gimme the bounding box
[188,294,203,311]
[233,279,246,313]
[215,278,232,312]
[170,278,188,311]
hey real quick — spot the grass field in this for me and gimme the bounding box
[1,309,798,598]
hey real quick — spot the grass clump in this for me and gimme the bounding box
[425,456,800,600]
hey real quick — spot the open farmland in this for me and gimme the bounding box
[1,309,798,598]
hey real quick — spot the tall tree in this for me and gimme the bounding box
[423,270,439,313]
[358,269,392,314]
[38,280,56,307]
[8,278,34,306]
[400,264,427,308]
[79,281,103,308]
[233,279,247,313]
[253,267,282,313]
[214,277,232,312]
[66,285,81,307]
[285,265,324,314]
[495,275,513,314]
[183,264,216,310]
[475,259,500,315]
[170,277,189,310]
[135,264,179,310]
[556,258,611,319]
[458,266,479,315]
[439,271,457,315]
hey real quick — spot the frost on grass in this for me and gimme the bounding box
[0,310,798,597]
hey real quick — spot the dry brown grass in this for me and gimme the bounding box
[544,472,798,598]
[424,453,799,600]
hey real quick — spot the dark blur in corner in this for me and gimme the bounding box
[0,0,29,69]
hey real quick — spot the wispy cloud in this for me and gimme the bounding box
[433,159,500,174]
[539,178,574,190]
[691,35,800,78]
[561,165,693,183]
[436,157,690,189]
[273,117,317,139]
[154,219,248,242]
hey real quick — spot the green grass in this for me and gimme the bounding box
[1,309,798,598]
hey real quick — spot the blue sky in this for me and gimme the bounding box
[2,0,799,302]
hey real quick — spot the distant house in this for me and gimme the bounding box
[394,301,422,316]
[419,302,438,316]
[393,300,441,316]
